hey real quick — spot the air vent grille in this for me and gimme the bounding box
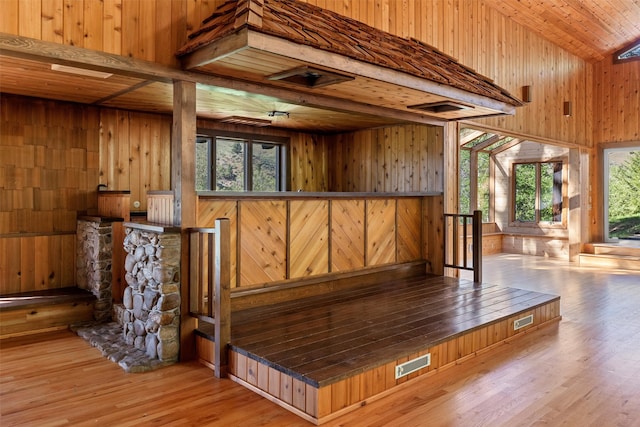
[395,353,431,379]
[514,314,534,330]
[268,66,354,88]
[408,101,473,114]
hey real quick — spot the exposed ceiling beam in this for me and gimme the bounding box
[0,33,445,127]
[490,138,522,155]
[460,129,486,146]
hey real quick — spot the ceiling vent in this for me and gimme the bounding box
[268,66,354,88]
[408,101,474,114]
[219,116,272,127]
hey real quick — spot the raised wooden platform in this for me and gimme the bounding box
[196,275,561,424]
[0,287,96,339]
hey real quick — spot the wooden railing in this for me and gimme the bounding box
[189,218,231,378]
[444,210,483,283]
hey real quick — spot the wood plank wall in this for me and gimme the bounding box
[0,94,99,293]
[593,58,640,144]
[0,0,226,67]
[196,196,428,288]
[327,124,443,193]
[99,109,171,212]
[0,0,603,148]
[302,0,593,148]
[590,57,639,241]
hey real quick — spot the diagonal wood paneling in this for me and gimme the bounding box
[239,200,287,286]
[331,199,365,272]
[289,200,329,279]
[397,198,422,263]
[197,199,238,288]
[366,199,396,266]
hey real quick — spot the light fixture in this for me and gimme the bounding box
[267,111,289,118]
[563,101,572,117]
[51,64,113,79]
[219,116,272,127]
[522,85,532,103]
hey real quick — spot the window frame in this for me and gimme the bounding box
[510,159,567,228]
[195,129,288,192]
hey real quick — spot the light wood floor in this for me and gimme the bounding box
[2,254,639,426]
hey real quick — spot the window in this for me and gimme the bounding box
[513,161,563,224]
[195,131,287,192]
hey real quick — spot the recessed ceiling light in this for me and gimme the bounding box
[51,64,113,79]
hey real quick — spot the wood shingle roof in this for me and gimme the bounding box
[177,0,523,107]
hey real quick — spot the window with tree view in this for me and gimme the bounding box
[195,131,286,192]
[514,162,563,223]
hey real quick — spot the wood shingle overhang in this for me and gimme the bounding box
[176,0,523,121]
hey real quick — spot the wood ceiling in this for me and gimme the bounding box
[485,0,640,62]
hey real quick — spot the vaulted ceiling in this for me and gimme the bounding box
[485,0,640,62]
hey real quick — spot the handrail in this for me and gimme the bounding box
[188,218,231,378]
[444,210,482,283]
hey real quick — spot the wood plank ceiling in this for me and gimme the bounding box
[484,0,640,62]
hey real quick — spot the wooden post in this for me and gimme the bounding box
[472,210,483,283]
[214,219,231,378]
[173,80,197,361]
[443,122,459,277]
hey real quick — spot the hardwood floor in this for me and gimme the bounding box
[2,254,639,426]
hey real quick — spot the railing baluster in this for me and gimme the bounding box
[444,210,482,283]
[188,219,231,378]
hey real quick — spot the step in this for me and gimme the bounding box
[584,243,640,257]
[578,253,640,271]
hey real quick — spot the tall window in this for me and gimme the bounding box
[513,162,563,223]
[195,131,287,192]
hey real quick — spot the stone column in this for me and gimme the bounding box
[123,223,181,362]
[76,216,117,322]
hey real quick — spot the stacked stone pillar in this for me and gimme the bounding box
[122,223,181,362]
[76,217,117,322]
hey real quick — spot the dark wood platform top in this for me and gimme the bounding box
[0,287,95,311]
[227,274,559,387]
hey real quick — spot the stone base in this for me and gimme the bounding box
[112,303,126,326]
[71,322,174,373]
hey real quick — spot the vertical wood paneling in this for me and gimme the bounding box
[41,0,64,44]
[328,124,444,193]
[239,200,287,286]
[99,110,171,211]
[330,199,365,272]
[289,200,329,279]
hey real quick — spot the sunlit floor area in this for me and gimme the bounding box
[1,254,639,426]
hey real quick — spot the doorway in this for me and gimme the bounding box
[603,146,640,242]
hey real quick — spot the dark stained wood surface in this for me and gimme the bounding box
[230,274,559,387]
[0,287,95,311]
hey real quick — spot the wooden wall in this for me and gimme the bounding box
[0,94,332,294]
[303,0,593,148]
[197,195,427,289]
[0,0,226,67]
[593,58,640,145]
[1,0,594,148]
[99,109,172,212]
[327,124,443,193]
[0,94,99,293]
